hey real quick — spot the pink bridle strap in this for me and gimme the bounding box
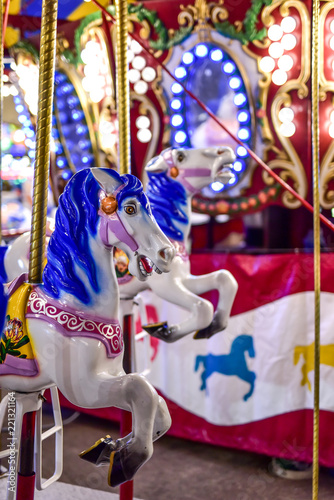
[162,148,212,194]
[99,210,139,252]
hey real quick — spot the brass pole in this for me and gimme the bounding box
[311,1,320,499]
[115,0,131,175]
[28,0,58,284]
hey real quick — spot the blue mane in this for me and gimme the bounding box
[146,170,188,241]
[43,168,144,304]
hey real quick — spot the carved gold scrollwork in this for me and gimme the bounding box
[178,0,228,37]
[257,0,310,208]
[319,2,334,209]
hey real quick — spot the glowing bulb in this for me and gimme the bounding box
[90,88,104,103]
[171,83,183,94]
[195,44,208,57]
[171,99,182,111]
[233,160,245,172]
[272,69,288,86]
[134,81,148,95]
[281,34,297,51]
[210,49,223,62]
[268,24,283,42]
[182,52,194,65]
[174,67,187,79]
[228,174,237,185]
[128,69,141,83]
[238,111,250,123]
[237,146,248,157]
[223,62,235,74]
[211,181,224,192]
[142,67,156,82]
[278,107,294,122]
[171,115,183,127]
[131,40,142,54]
[238,128,250,141]
[132,56,146,71]
[127,50,134,64]
[280,122,296,137]
[268,42,284,59]
[136,116,150,129]
[174,131,187,144]
[281,16,297,34]
[331,20,334,34]
[137,129,152,143]
[329,124,334,139]
[278,54,294,71]
[229,77,242,90]
[330,110,334,123]
[259,56,275,73]
[234,93,247,106]
[13,129,26,143]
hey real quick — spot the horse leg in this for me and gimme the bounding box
[183,271,238,339]
[58,371,171,487]
[243,371,256,401]
[143,278,214,342]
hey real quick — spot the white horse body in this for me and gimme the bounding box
[1,167,175,486]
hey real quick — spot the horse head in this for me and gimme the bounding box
[145,146,236,194]
[91,168,175,281]
[231,335,255,358]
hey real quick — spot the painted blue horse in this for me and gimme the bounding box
[194,334,256,401]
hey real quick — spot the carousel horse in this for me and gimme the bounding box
[0,167,175,487]
[294,342,334,391]
[194,334,256,401]
[120,146,239,342]
[4,146,238,342]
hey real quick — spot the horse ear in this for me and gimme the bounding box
[91,168,123,195]
[145,154,168,173]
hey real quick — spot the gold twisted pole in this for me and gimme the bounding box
[28,0,58,284]
[115,0,131,175]
[311,1,321,499]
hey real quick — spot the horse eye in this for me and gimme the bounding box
[177,152,185,162]
[124,205,136,215]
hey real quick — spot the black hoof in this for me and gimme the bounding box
[193,314,225,340]
[108,449,129,487]
[79,435,119,466]
[142,322,172,341]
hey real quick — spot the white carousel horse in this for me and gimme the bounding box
[120,146,239,342]
[0,167,175,487]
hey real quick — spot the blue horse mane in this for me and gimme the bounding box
[146,165,188,241]
[43,168,145,304]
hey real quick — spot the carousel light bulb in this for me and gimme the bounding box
[278,54,294,71]
[330,110,334,123]
[272,69,288,86]
[278,107,294,122]
[132,56,146,71]
[268,42,284,59]
[281,16,297,34]
[233,160,245,172]
[134,80,148,95]
[229,77,242,90]
[280,121,296,137]
[182,52,194,65]
[268,24,283,42]
[128,69,141,84]
[142,67,156,82]
[237,111,250,123]
[137,129,152,143]
[171,83,183,95]
[228,174,237,185]
[329,124,334,139]
[174,66,187,79]
[259,56,275,73]
[10,62,16,70]
[131,40,142,54]
[210,49,223,62]
[281,34,297,51]
[330,36,334,51]
[90,88,105,103]
[127,50,134,64]
[136,115,151,129]
[237,146,248,157]
[15,104,24,113]
[170,98,182,110]
[171,114,183,127]
[13,129,26,143]
[195,44,208,58]
[223,61,235,74]
[238,128,250,141]
[211,181,224,192]
[82,77,95,92]
[234,93,247,106]
[2,74,8,82]
[174,131,187,144]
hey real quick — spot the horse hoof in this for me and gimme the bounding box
[79,435,119,466]
[193,314,226,340]
[142,322,172,341]
[108,446,147,487]
[108,449,129,487]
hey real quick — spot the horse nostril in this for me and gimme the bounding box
[159,247,174,262]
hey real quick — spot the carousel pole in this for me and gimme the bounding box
[311,1,321,499]
[114,0,133,499]
[16,0,58,499]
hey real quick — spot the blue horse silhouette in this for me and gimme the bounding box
[194,334,256,401]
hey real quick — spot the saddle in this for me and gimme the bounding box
[0,275,39,377]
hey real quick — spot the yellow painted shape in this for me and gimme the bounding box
[67,0,110,22]
[294,343,334,391]
[4,26,20,48]
[7,0,21,15]
[3,283,35,359]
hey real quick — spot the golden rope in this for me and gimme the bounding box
[28,0,58,284]
[311,1,321,498]
[115,0,131,175]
